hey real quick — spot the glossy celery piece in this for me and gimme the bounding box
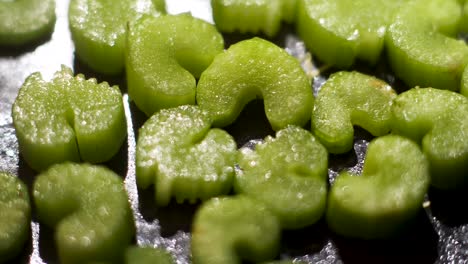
[235,126,328,229]
[126,14,224,116]
[69,0,165,75]
[386,0,468,92]
[282,0,298,24]
[0,0,55,46]
[12,66,126,171]
[312,71,396,154]
[33,163,135,264]
[297,0,405,68]
[125,246,174,264]
[192,196,280,264]
[392,88,468,189]
[327,135,430,239]
[0,172,30,263]
[211,0,282,37]
[462,65,468,97]
[462,1,468,33]
[197,38,313,131]
[136,105,237,206]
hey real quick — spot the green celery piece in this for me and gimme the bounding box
[391,88,468,189]
[125,246,174,264]
[197,37,313,131]
[126,14,224,116]
[69,0,165,75]
[462,1,468,33]
[312,71,396,154]
[33,163,135,264]
[235,126,328,229]
[296,0,405,68]
[192,196,280,264]
[0,0,55,46]
[136,105,237,206]
[211,0,283,37]
[282,0,298,24]
[386,0,468,92]
[327,135,430,239]
[462,65,468,97]
[12,66,126,171]
[0,172,30,263]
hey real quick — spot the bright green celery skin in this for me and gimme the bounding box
[297,0,404,68]
[327,135,430,239]
[391,88,468,189]
[136,105,237,207]
[386,0,468,92]
[192,196,280,264]
[0,172,30,263]
[0,0,55,46]
[33,163,135,264]
[126,14,224,116]
[197,37,313,131]
[69,0,165,75]
[462,1,468,33]
[12,66,126,171]
[235,126,328,229]
[282,0,298,24]
[211,0,283,37]
[125,246,174,264]
[312,71,396,154]
[462,65,468,97]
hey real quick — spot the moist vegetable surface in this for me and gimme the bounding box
[12,66,126,171]
[0,172,30,263]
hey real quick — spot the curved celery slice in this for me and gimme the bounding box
[296,0,405,67]
[69,0,165,75]
[327,135,430,239]
[235,126,328,229]
[136,105,237,206]
[192,196,280,264]
[0,0,55,46]
[126,14,224,116]
[462,1,468,33]
[386,0,468,92]
[125,246,174,264]
[0,172,30,262]
[12,66,126,171]
[211,0,298,37]
[312,71,396,154]
[461,65,468,97]
[197,37,313,131]
[392,88,468,189]
[211,0,282,37]
[33,163,134,264]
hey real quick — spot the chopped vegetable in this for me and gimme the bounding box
[327,135,430,239]
[386,0,468,92]
[0,0,55,46]
[192,196,280,264]
[69,0,165,74]
[136,105,237,206]
[126,14,224,116]
[391,88,468,189]
[235,126,328,229]
[125,246,174,264]
[12,66,126,171]
[33,163,135,264]
[0,172,30,263]
[297,0,405,67]
[197,37,313,131]
[312,71,396,154]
